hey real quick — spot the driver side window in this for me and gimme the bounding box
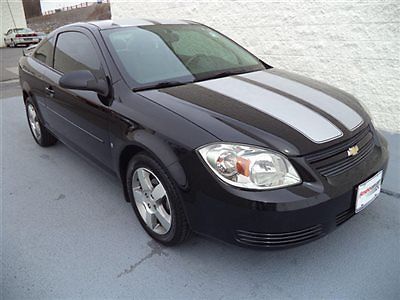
[54,31,102,76]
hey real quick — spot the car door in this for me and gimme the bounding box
[44,29,112,169]
[23,37,56,122]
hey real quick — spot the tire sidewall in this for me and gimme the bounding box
[126,154,180,244]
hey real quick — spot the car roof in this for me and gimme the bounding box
[67,19,197,30]
[48,19,200,39]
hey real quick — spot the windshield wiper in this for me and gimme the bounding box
[133,80,193,92]
[198,70,250,81]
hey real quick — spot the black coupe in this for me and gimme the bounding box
[19,19,388,248]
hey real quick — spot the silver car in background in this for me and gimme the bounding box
[4,28,40,47]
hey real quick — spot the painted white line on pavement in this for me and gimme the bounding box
[6,67,19,75]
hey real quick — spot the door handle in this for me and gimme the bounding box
[45,86,55,97]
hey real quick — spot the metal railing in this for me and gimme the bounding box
[43,0,110,16]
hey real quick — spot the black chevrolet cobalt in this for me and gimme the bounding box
[19,19,389,248]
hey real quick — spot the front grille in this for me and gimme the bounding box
[306,126,375,177]
[336,208,354,226]
[235,224,323,248]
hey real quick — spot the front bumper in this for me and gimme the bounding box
[178,130,389,249]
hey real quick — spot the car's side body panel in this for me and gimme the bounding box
[19,57,52,122]
[45,69,113,169]
[41,27,114,169]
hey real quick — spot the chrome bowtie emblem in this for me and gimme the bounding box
[347,145,359,157]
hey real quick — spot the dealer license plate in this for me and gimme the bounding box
[355,171,383,213]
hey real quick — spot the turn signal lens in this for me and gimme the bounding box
[198,143,301,190]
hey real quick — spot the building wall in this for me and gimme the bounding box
[1,0,27,47]
[22,0,42,19]
[111,0,400,132]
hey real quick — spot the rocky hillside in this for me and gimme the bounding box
[27,3,111,33]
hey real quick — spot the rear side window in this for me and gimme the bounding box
[54,31,101,75]
[33,37,55,65]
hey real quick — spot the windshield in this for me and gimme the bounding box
[102,24,266,90]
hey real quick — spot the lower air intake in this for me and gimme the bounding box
[336,208,354,226]
[235,224,323,248]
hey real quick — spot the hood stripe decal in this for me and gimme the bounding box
[197,77,343,144]
[239,71,363,131]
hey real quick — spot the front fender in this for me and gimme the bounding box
[117,129,189,189]
[109,96,218,191]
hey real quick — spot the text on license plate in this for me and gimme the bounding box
[355,170,383,213]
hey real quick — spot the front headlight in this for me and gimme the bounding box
[197,143,301,190]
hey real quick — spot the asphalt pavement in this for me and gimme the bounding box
[0,47,24,82]
[1,51,399,299]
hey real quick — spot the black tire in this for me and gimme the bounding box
[10,39,14,48]
[126,152,191,246]
[25,97,57,147]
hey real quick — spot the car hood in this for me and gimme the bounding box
[139,68,370,156]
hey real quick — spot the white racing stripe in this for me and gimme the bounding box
[197,77,343,144]
[240,71,363,131]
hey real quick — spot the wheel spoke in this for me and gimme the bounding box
[151,183,166,202]
[137,169,153,191]
[144,211,157,229]
[155,207,171,231]
[28,108,34,120]
[133,189,146,206]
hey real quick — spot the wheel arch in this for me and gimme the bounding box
[21,80,33,104]
[22,90,29,103]
[117,137,189,202]
[118,144,145,201]
[21,85,47,126]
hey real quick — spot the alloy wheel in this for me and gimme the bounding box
[27,103,41,141]
[132,167,172,235]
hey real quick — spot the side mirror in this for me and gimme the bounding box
[59,70,109,97]
[23,44,37,56]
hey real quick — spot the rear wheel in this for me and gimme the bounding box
[126,153,191,246]
[25,98,57,147]
[10,39,15,48]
